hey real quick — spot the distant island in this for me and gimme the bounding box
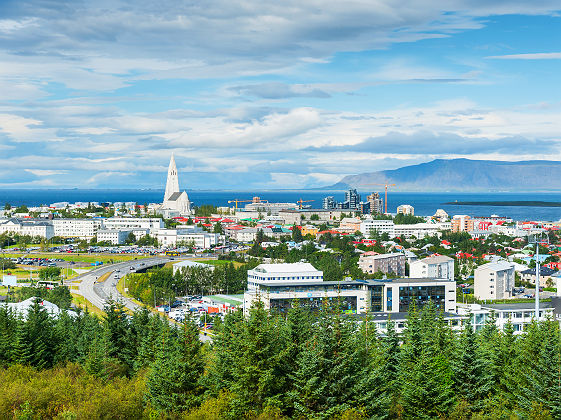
[444,201,561,207]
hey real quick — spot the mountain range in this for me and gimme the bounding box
[329,159,561,192]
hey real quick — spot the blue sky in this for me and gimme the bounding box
[0,1,560,189]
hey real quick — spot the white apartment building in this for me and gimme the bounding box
[360,219,395,237]
[410,255,455,281]
[102,217,164,232]
[360,218,450,239]
[155,227,221,248]
[97,229,131,245]
[394,222,450,239]
[247,263,324,290]
[0,218,55,239]
[53,218,102,240]
[474,261,515,300]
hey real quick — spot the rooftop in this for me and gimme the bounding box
[251,263,321,274]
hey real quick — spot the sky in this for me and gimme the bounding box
[0,0,560,190]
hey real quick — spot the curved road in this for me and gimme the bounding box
[75,256,213,342]
[76,256,170,311]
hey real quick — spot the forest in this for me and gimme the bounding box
[0,298,560,419]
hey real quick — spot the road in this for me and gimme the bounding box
[76,256,169,311]
[75,256,213,342]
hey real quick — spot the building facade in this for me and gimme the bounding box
[474,261,515,300]
[409,255,455,281]
[358,253,406,276]
[397,204,414,215]
[244,263,456,315]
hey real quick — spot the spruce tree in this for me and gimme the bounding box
[452,318,493,411]
[147,317,204,413]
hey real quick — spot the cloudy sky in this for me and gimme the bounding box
[1,0,560,189]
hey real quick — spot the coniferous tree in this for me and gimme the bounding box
[147,317,204,413]
[25,299,54,369]
[452,318,493,411]
[399,303,455,419]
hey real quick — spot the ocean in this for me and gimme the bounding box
[0,189,560,222]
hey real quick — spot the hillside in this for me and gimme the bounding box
[332,159,561,191]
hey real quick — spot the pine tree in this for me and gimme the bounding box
[12,317,32,365]
[147,317,204,413]
[518,318,561,418]
[0,307,15,366]
[452,318,493,411]
[25,299,54,369]
[399,303,455,419]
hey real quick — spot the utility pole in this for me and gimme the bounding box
[535,241,540,320]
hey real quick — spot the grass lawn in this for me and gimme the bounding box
[96,272,111,283]
[71,293,105,317]
[116,276,158,314]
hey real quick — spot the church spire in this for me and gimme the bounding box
[164,153,180,201]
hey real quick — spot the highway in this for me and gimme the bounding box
[76,256,170,311]
[74,256,213,342]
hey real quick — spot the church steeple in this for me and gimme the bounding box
[164,153,180,201]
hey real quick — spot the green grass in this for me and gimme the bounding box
[95,272,111,283]
[71,293,105,317]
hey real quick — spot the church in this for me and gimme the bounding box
[159,154,192,218]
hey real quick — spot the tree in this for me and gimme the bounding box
[125,232,136,245]
[4,203,11,210]
[452,318,493,411]
[147,317,204,412]
[292,226,303,242]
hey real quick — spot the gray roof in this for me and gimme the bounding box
[167,192,184,201]
[521,266,556,276]
[483,301,554,310]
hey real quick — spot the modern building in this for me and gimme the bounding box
[244,263,456,315]
[360,218,450,239]
[159,153,192,217]
[397,204,414,215]
[358,253,406,276]
[457,301,560,334]
[451,215,474,232]
[409,255,454,282]
[474,261,515,300]
[344,189,361,210]
[322,196,336,210]
[367,193,384,214]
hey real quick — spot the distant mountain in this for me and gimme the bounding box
[329,159,561,192]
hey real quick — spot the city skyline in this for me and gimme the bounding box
[0,1,560,189]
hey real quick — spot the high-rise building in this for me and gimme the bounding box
[322,196,336,210]
[367,193,383,214]
[344,189,361,210]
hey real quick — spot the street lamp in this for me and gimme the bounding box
[529,230,549,320]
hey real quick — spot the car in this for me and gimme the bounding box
[129,266,135,271]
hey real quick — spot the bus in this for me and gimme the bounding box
[165,251,181,256]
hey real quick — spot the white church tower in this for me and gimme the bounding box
[164,153,180,202]
[160,153,192,217]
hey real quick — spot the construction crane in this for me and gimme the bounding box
[362,183,396,214]
[227,199,253,209]
[297,199,314,209]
